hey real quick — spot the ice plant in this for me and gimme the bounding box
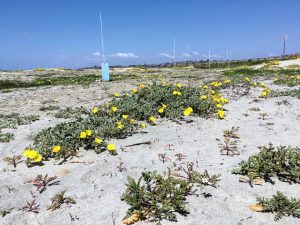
[183,107,193,116]
[218,110,225,119]
[52,145,61,153]
[107,143,116,151]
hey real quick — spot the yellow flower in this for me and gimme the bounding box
[216,104,222,109]
[200,95,207,100]
[244,77,251,82]
[86,129,93,136]
[111,106,118,112]
[52,145,61,153]
[161,103,167,109]
[117,122,124,129]
[210,90,216,95]
[202,85,208,89]
[114,93,120,97]
[33,154,43,162]
[107,143,116,151]
[183,107,193,116]
[129,119,135,124]
[260,82,267,88]
[140,123,147,128]
[131,88,138,94]
[218,110,225,119]
[122,114,128,119]
[172,90,181,96]
[174,83,181,88]
[95,138,103,144]
[80,131,87,139]
[220,97,229,104]
[92,107,99,114]
[23,149,33,158]
[261,91,267,97]
[252,82,257,87]
[139,84,145,88]
[149,116,156,122]
[158,107,164,113]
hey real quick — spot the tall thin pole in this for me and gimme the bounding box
[283,34,287,59]
[100,12,106,63]
[173,38,176,63]
[208,49,211,70]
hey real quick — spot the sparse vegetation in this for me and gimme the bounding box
[121,166,220,224]
[233,144,300,184]
[252,192,300,221]
[48,190,76,211]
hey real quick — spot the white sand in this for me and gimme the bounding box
[1,74,300,225]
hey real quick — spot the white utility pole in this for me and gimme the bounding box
[100,12,106,63]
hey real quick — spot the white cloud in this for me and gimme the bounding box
[92,51,101,56]
[110,52,139,58]
[182,53,191,58]
[160,53,173,59]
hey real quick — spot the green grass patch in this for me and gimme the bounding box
[272,89,300,98]
[0,74,99,91]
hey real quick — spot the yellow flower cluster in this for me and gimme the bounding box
[260,87,271,97]
[80,129,93,139]
[218,110,225,119]
[172,90,182,96]
[23,149,43,162]
[117,121,124,129]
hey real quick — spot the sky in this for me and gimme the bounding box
[0,0,299,69]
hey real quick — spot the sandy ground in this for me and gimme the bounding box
[0,72,300,225]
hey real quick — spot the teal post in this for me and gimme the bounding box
[101,62,110,81]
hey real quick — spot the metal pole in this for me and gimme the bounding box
[100,12,106,63]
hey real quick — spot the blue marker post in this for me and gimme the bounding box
[101,62,110,81]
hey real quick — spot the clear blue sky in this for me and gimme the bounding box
[0,0,299,69]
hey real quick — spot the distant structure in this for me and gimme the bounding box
[282,34,288,59]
